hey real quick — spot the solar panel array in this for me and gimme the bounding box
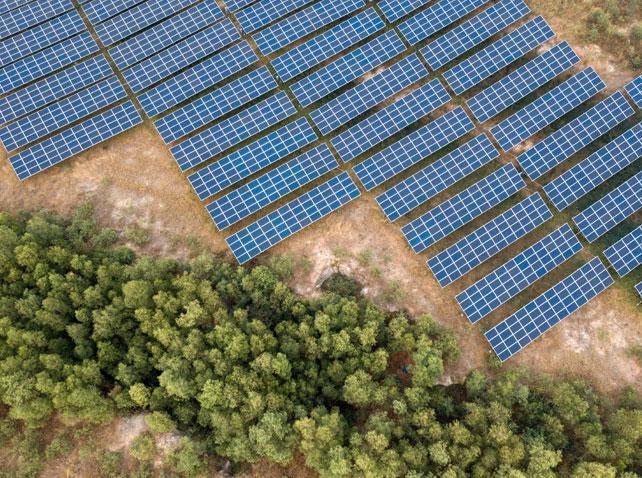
[378,0,431,22]
[236,0,313,33]
[637,282,642,300]
[0,0,72,41]
[625,75,642,107]
[604,226,642,278]
[83,0,146,24]
[1,0,36,17]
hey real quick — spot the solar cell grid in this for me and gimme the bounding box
[171,92,296,171]
[188,118,317,201]
[332,79,450,162]
[443,16,555,95]
[291,29,406,107]
[544,122,642,211]
[225,0,256,12]
[271,8,384,82]
[83,0,147,24]
[310,54,428,135]
[573,171,642,243]
[604,226,642,277]
[485,258,613,361]
[0,0,71,41]
[354,107,475,190]
[0,0,34,16]
[457,224,582,324]
[517,91,634,180]
[427,193,553,287]
[420,0,530,71]
[636,281,642,299]
[9,101,142,181]
[402,164,526,253]
[625,75,642,107]
[378,0,432,22]
[226,172,361,264]
[237,0,313,33]
[467,41,579,123]
[491,67,606,151]
[207,144,338,230]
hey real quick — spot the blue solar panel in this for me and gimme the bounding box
[137,41,258,118]
[604,226,642,277]
[485,257,613,361]
[625,75,642,108]
[0,0,34,16]
[573,171,642,243]
[0,55,113,125]
[83,0,147,24]
[9,101,142,181]
[467,41,579,123]
[271,8,384,82]
[379,0,431,22]
[0,76,126,152]
[0,10,85,68]
[443,16,555,95]
[0,32,98,95]
[377,134,499,221]
[171,92,296,171]
[237,0,313,33]
[253,0,363,55]
[517,92,634,180]
[291,30,406,107]
[0,0,72,41]
[491,68,606,151]
[226,172,361,264]
[636,281,642,299]
[108,0,223,70]
[420,0,530,71]
[332,79,450,162]
[459,224,582,324]
[544,122,642,211]
[428,193,553,287]
[123,19,240,93]
[225,0,256,13]
[354,107,475,190]
[207,144,338,230]
[188,118,317,201]
[402,164,525,253]
[155,67,276,143]
[398,0,491,46]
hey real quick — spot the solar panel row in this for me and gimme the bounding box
[237,0,313,33]
[0,0,34,17]
[428,193,553,287]
[224,0,256,13]
[402,164,526,253]
[377,134,499,221]
[485,257,613,361]
[0,0,72,41]
[604,225,642,277]
[625,75,642,108]
[443,16,555,95]
[544,122,642,211]
[379,0,432,22]
[637,282,642,300]
[332,79,451,162]
[354,107,475,190]
[83,0,146,25]
[517,91,634,180]
[226,172,361,264]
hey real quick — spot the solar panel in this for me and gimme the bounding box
[377,134,499,221]
[0,0,72,41]
[625,75,642,108]
[108,0,223,70]
[83,0,147,24]
[0,0,35,17]
[207,144,338,230]
[420,0,530,71]
[428,193,553,287]
[486,258,613,361]
[517,92,634,180]
[171,92,296,171]
[573,171,642,243]
[398,0,491,46]
[310,54,428,135]
[491,67,606,151]
[332,79,450,162]
[237,0,314,33]
[402,164,525,253]
[378,0,431,22]
[188,118,317,201]
[604,226,642,277]
[443,16,555,95]
[226,172,361,264]
[137,41,258,118]
[253,0,363,55]
[544,122,642,211]
[0,76,126,152]
[225,0,256,13]
[458,224,582,324]
[271,8,384,82]
[291,30,406,107]
[9,101,142,181]
[0,10,85,69]
[0,55,113,126]
[636,281,642,299]
[353,107,475,190]
[123,19,240,93]
[0,32,99,95]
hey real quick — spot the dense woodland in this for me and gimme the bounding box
[0,207,641,477]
